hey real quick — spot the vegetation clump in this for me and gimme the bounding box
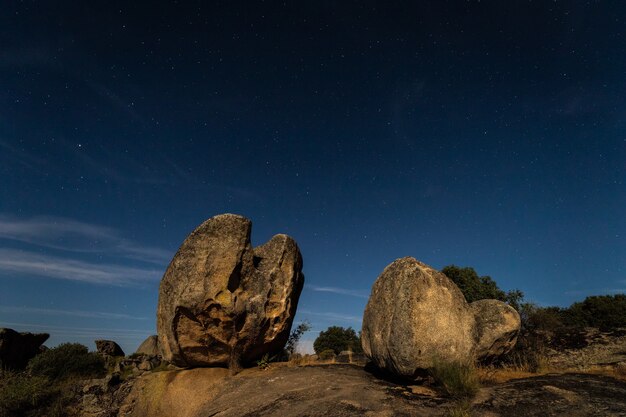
[0,343,105,417]
[318,349,336,361]
[313,326,362,355]
[442,265,524,310]
[428,358,480,398]
[0,370,53,417]
[284,321,311,359]
[27,343,105,380]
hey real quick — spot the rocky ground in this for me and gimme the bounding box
[473,372,626,416]
[545,328,626,371]
[94,363,626,417]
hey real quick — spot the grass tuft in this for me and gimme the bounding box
[446,399,473,417]
[0,370,54,417]
[428,358,480,398]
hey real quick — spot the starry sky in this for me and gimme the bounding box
[1,1,625,354]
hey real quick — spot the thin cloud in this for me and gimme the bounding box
[0,305,148,320]
[298,309,362,324]
[308,285,369,299]
[0,249,160,286]
[0,215,170,264]
[0,322,152,341]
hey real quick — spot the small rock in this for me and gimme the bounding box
[95,340,125,357]
[138,360,153,371]
[135,335,160,356]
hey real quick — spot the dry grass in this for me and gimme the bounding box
[429,359,480,398]
[476,366,541,385]
[446,399,473,417]
[577,365,626,382]
[287,355,320,367]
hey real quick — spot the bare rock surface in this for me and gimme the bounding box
[361,258,520,378]
[115,365,626,417]
[156,214,304,370]
[474,373,626,416]
[96,340,125,357]
[471,300,521,362]
[134,335,159,357]
[545,328,626,371]
[121,364,443,417]
[0,327,49,369]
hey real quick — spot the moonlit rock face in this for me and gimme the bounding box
[135,335,160,357]
[361,257,520,378]
[470,299,521,361]
[156,214,304,371]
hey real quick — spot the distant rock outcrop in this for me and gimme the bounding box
[95,340,125,357]
[0,328,49,370]
[361,257,520,378]
[156,213,304,371]
[135,335,160,357]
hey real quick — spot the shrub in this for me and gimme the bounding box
[318,349,336,360]
[27,343,105,380]
[256,353,275,370]
[565,294,626,330]
[0,370,54,417]
[313,326,362,355]
[428,358,480,398]
[441,265,523,310]
[284,321,312,358]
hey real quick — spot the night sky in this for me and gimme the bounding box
[1,1,624,354]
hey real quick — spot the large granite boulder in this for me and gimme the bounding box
[157,214,304,371]
[135,335,160,357]
[361,257,520,378]
[0,328,49,370]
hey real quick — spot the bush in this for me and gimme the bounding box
[0,370,54,417]
[27,343,105,380]
[565,294,626,330]
[318,349,336,360]
[428,358,480,398]
[441,265,523,310]
[313,326,362,355]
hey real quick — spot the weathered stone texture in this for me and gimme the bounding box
[156,214,304,370]
[361,257,520,378]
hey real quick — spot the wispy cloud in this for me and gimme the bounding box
[0,215,170,264]
[0,249,160,286]
[0,139,47,170]
[0,322,152,341]
[308,285,369,299]
[298,309,362,324]
[0,305,148,320]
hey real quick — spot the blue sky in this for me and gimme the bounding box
[1,1,625,354]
